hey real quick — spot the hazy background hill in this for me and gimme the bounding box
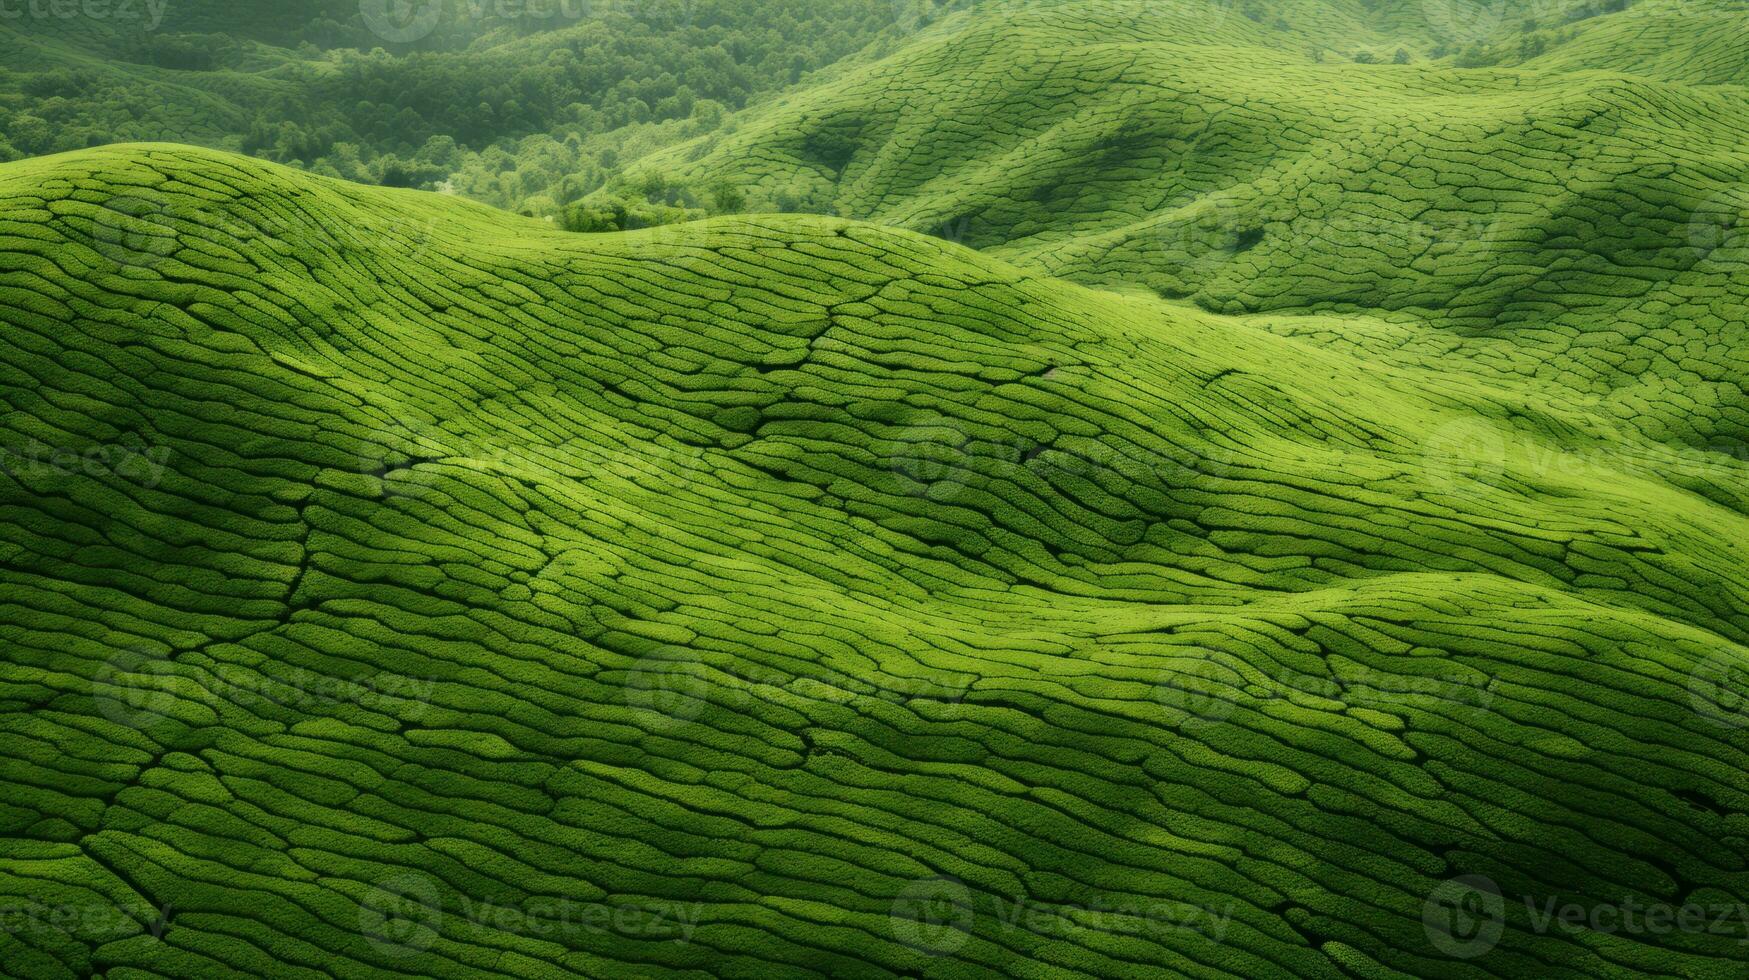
[13,0,1736,221]
[0,0,915,210]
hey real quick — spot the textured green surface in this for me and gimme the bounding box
[1,141,1747,978]
[619,0,1749,453]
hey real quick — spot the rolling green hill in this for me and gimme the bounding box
[604,0,1749,456]
[2,143,1747,978]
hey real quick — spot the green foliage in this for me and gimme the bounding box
[2,142,1747,978]
[607,0,1749,456]
[0,0,902,203]
[3,2,1749,977]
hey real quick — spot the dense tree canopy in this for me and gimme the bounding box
[0,0,952,215]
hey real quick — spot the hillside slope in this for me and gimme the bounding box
[610,0,1749,454]
[1,145,1747,978]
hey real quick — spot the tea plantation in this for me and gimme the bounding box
[0,143,1745,977]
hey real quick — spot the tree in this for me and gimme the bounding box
[710,180,745,214]
[8,115,51,154]
[1393,49,1411,65]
